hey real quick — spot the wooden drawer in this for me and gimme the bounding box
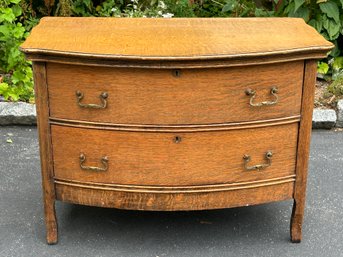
[51,123,298,186]
[47,61,303,125]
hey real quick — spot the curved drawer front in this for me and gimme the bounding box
[51,123,298,186]
[47,61,303,125]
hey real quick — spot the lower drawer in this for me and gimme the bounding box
[51,123,298,186]
[55,181,294,211]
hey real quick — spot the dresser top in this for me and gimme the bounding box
[21,17,333,66]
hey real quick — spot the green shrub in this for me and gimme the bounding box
[275,0,343,79]
[327,75,343,96]
[192,0,273,17]
[0,0,35,102]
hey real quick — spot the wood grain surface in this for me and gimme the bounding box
[291,60,317,243]
[23,18,333,243]
[55,181,294,211]
[32,62,58,244]
[20,51,332,69]
[49,115,301,132]
[51,123,298,186]
[21,17,332,60]
[47,61,303,125]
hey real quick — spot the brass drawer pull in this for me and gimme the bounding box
[79,153,109,172]
[76,91,108,109]
[245,87,278,107]
[243,151,273,171]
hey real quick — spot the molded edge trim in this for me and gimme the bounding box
[22,50,330,69]
[20,45,333,61]
[54,175,296,194]
[49,115,301,132]
[55,180,294,211]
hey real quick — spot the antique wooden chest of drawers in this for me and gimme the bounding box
[21,17,333,244]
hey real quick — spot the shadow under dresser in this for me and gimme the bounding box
[20,17,333,244]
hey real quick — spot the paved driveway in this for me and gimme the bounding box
[0,127,342,257]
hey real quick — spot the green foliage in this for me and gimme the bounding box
[318,61,330,75]
[317,54,343,81]
[72,0,94,16]
[221,0,271,17]
[95,0,121,16]
[58,0,183,18]
[193,0,227,17]
[332,57,343,80]
[193,0,273,17]
[327,75,343,96]
[163,0,195,17]
[55,0,73,17]
[119,0,170,18]
[276,0,343,78]
[0,0,34,102]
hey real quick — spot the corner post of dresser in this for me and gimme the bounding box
[291,60,317,243]
[32,61,58,244]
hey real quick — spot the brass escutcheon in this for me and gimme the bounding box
[173,135,182,143]
[172,69,181,77]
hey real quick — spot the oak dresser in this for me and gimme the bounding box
[20,17,333,244]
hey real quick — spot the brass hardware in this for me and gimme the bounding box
[76,91,108,109]
[243,151,273,171]
[172,69,181,77]
[245,87,278,107]
[79,153,109,172]
[173,135,182,143]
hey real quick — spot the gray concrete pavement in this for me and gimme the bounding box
[0,126,342,257]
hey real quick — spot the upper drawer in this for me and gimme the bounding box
[47,61,303,125]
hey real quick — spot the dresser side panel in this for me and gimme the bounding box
[294,60,316,200]
[32,62,58,244]
[291,60,317,242]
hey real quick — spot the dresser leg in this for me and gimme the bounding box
[290,199,303,243]
[44,198,58,244]
[33,62,58,244]
[290,60,317,243]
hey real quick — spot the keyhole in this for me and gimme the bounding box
[172,69,181,77]
[173,136,182,143]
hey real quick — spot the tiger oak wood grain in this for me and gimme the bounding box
[290,60,317,243]
[51,123,298,186]
[49,115,301,132]
[21,51,333,69]
[47,61,303,125]
[55,181,294,211]
[32,62,57,244]
[21,18,332,61]
[54,176,295,193]
[21,18,334,244]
